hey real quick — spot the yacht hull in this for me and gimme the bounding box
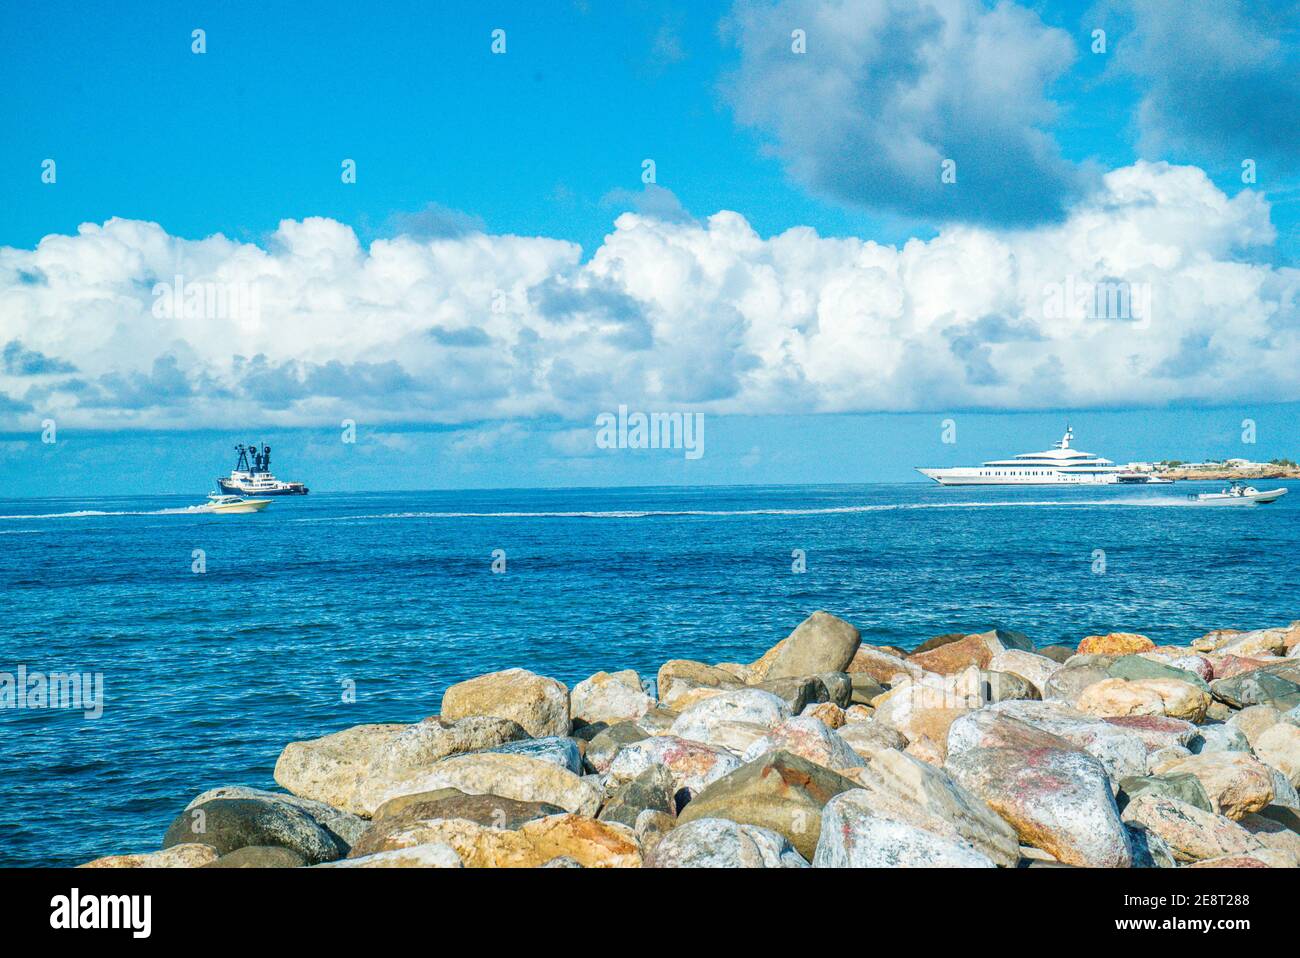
[217,478,309,495]
[917,468,1118,486]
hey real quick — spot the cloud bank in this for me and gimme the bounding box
[0,161,1297,430]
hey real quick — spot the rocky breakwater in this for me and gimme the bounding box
[80,613,1300,869]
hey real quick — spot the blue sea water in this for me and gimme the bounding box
[1,481,1297,867]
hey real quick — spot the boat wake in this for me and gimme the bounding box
[291,498,1203,522]
[0,506,211,520]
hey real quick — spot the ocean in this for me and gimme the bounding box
[1,481,1296,866]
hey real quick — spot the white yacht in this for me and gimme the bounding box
[917,427,1124,485]
[216,443,309,496]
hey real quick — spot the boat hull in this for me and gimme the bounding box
[916,468,1118,486]
[206,498,272,514]
[1193,488,1288,506]
[217,478,309,495]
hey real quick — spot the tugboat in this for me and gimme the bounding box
[216,443,309,496]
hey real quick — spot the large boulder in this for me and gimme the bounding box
[204,845,307,868]
[987,650,1061,697]
[80,844,218,868]
[1076,678,1210,722]
[440,668,571,738]
[570,670,654,726]
[598,765,676,828]
[355,790,566,856]
[748,612,861,682]
[1118,773,1214,814]
[1253,723,1300,786]
[358,752,601,818]
[183,785,367,850]
[1227,705,1283,749]
[657,661,744,710]
[984,701,1183,782]
[1148,752,1275,820]
[320,843,464,868]
[584,721,648,774]
[1077,633,1155,656]
[272,722,409,815]
[606,736,741,797]
[676,750,859,860]
[839,748,1019,866]
[1043,656,1115,706]
[813,791,997,867]
[162,797,343,864]
[943,715,1131,867]
[908,633,996,676]
[1210,665,1300,711]
[274,717,526,815]
[350,813,641,868]
[836,721,909,763]
[645,818,808,868]
[739,716,866,771]
[669,688,792,744]
[1108,655,1209,692]
[465,736,583,774]
[1120,795,1263,863]
[847,645,923,685]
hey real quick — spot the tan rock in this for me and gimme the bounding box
[799,701,846,729]
[748,611,861,682]
[839,748,1020,866]
[908,634,995,676]
[440,668,570,738]
[846,645,923,685]
[1253,722,1300,786]
[359,752,600,818]
[1150,752,1275,820]
[1077,633,1155,656]
[272,723,409,815]
[987,649,1061,697]
[1076,678,1210,722]
[656,660,743,708]
[837,720,909,762]
[80,843,219,868]
[570,670,653,725]
[843,704,874,723]
[1226,705,1282,748]
[319,842,464,868]
[1120,794,1263,863]
[353,814,640,867]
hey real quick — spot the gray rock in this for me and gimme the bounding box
[749,611,861,682]
[1190,724,1251,755]
[584,721,649,774]
[1210,669,1300,711]
[1126,824,1177,868]
[184,785,367,850]
[467,735,583,774]
[163,797,342,864]
[1038,645,1076,664]
[752,676,827,713]
[1109,655,1208,691]
[598,765,676,828]
[813,790,997,867]
[816,672,853,708]
[1118,773,1214,814]
[848,673,886,704]
[203,845,306,868]
[646,818,809,868]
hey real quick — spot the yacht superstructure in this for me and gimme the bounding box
[917,427,1124,485]
[216,443,309,496]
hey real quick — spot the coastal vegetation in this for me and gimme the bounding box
[79,612,1300,869]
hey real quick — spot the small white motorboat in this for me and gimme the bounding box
[1190,483,1289,506]
[203,494,272,514]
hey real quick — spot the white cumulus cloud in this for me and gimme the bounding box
[0,161,1297,431]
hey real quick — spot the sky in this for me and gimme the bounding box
[1,0,1299,495]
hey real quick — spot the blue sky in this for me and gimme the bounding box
[2,1,1299,494]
